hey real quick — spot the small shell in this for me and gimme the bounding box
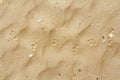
[38,18,43,23]
[109,33,113,38]
[29,54,33,58]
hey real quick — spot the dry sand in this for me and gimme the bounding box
[0,0,120,80]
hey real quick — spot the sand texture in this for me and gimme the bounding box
[0,0,120,80]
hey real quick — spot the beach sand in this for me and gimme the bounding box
[0,0,120,80]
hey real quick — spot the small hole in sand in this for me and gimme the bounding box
[102,36,105,39]
[41,27,44,30]
[96,77,98,80]
[78,69,81,72]
[79,22,81,26]
[58,73,61,76]
[73,73,76,76]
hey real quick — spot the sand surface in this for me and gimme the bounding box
[0,0,120,80]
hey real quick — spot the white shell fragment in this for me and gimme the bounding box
[29,54,33,58]
[38,18,43,23]
[109,33,113,38]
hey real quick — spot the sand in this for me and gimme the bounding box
[0,0,120,80]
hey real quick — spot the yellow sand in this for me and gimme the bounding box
[0,0,120,80]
